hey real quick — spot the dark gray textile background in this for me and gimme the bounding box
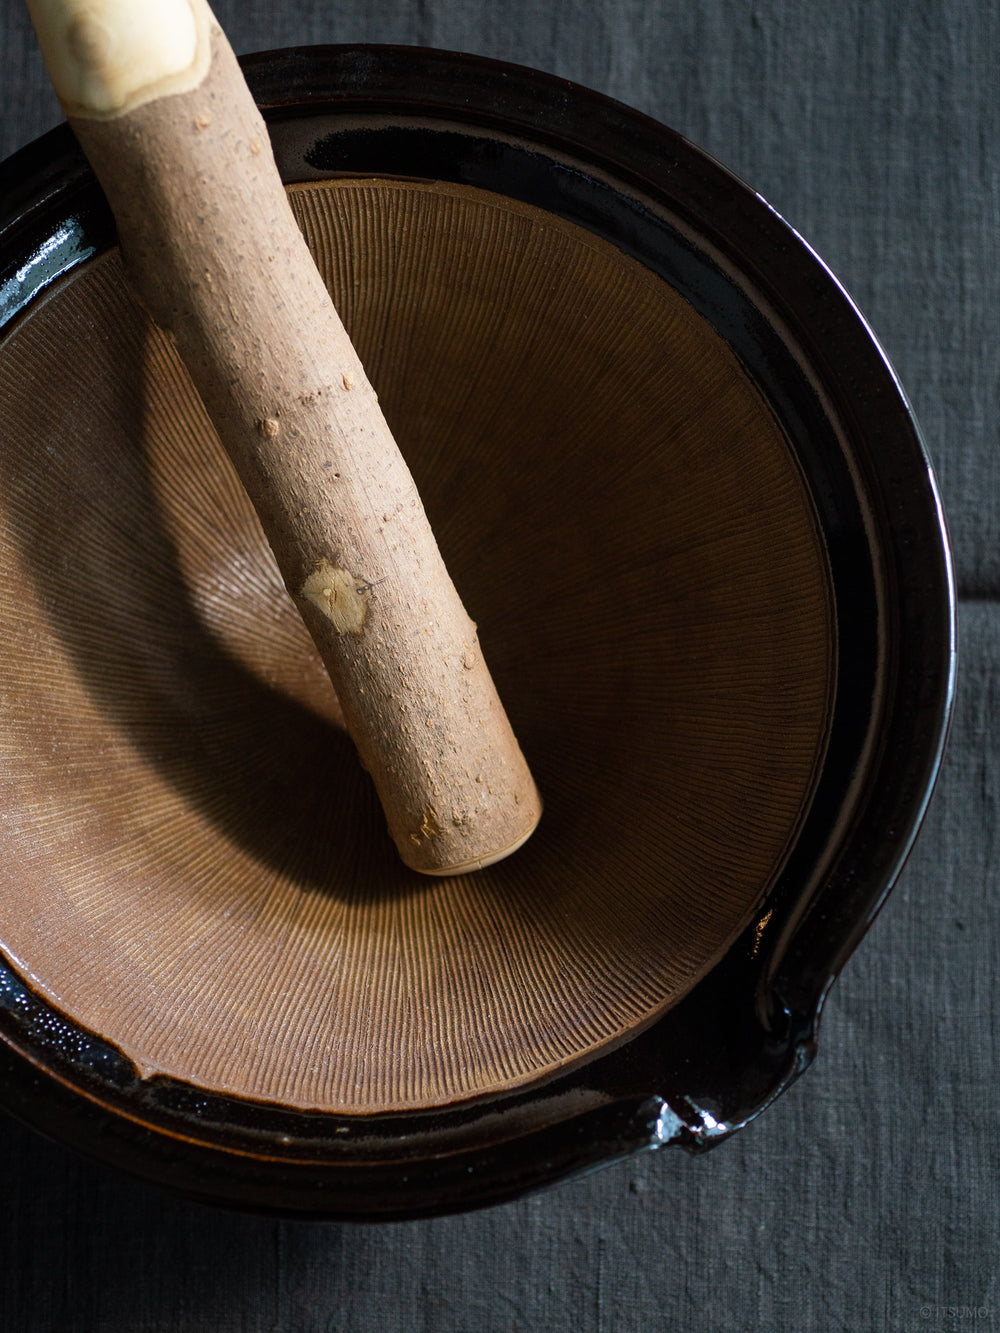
[1,1,996,1329]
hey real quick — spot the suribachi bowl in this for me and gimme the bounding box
[0,46,954,1219]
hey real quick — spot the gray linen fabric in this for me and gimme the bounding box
[1,1,996,1329]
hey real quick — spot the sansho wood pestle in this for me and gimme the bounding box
[25,0,542,874]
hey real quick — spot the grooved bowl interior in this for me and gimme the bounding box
[0,178,833,1113]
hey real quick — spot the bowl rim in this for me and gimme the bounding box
[0,42,956,1220]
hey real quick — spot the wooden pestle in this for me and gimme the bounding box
[25,0,542,874]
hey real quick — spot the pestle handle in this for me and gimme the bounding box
[25,0,542,875]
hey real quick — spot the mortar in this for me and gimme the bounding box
[0,46,954,1218]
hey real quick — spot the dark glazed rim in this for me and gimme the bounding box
[0,45,955,1220]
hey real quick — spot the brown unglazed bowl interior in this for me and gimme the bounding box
[0,178,834,1114]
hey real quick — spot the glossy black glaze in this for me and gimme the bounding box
[0,46,955,1220]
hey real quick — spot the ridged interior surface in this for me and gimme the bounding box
[0,180,833,1112]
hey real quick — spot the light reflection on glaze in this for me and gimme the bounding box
[651,1099,733,1147]
[0,218,94,326]
[652,1102,685,1146]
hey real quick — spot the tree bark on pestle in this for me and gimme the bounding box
[26,0,542,873]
